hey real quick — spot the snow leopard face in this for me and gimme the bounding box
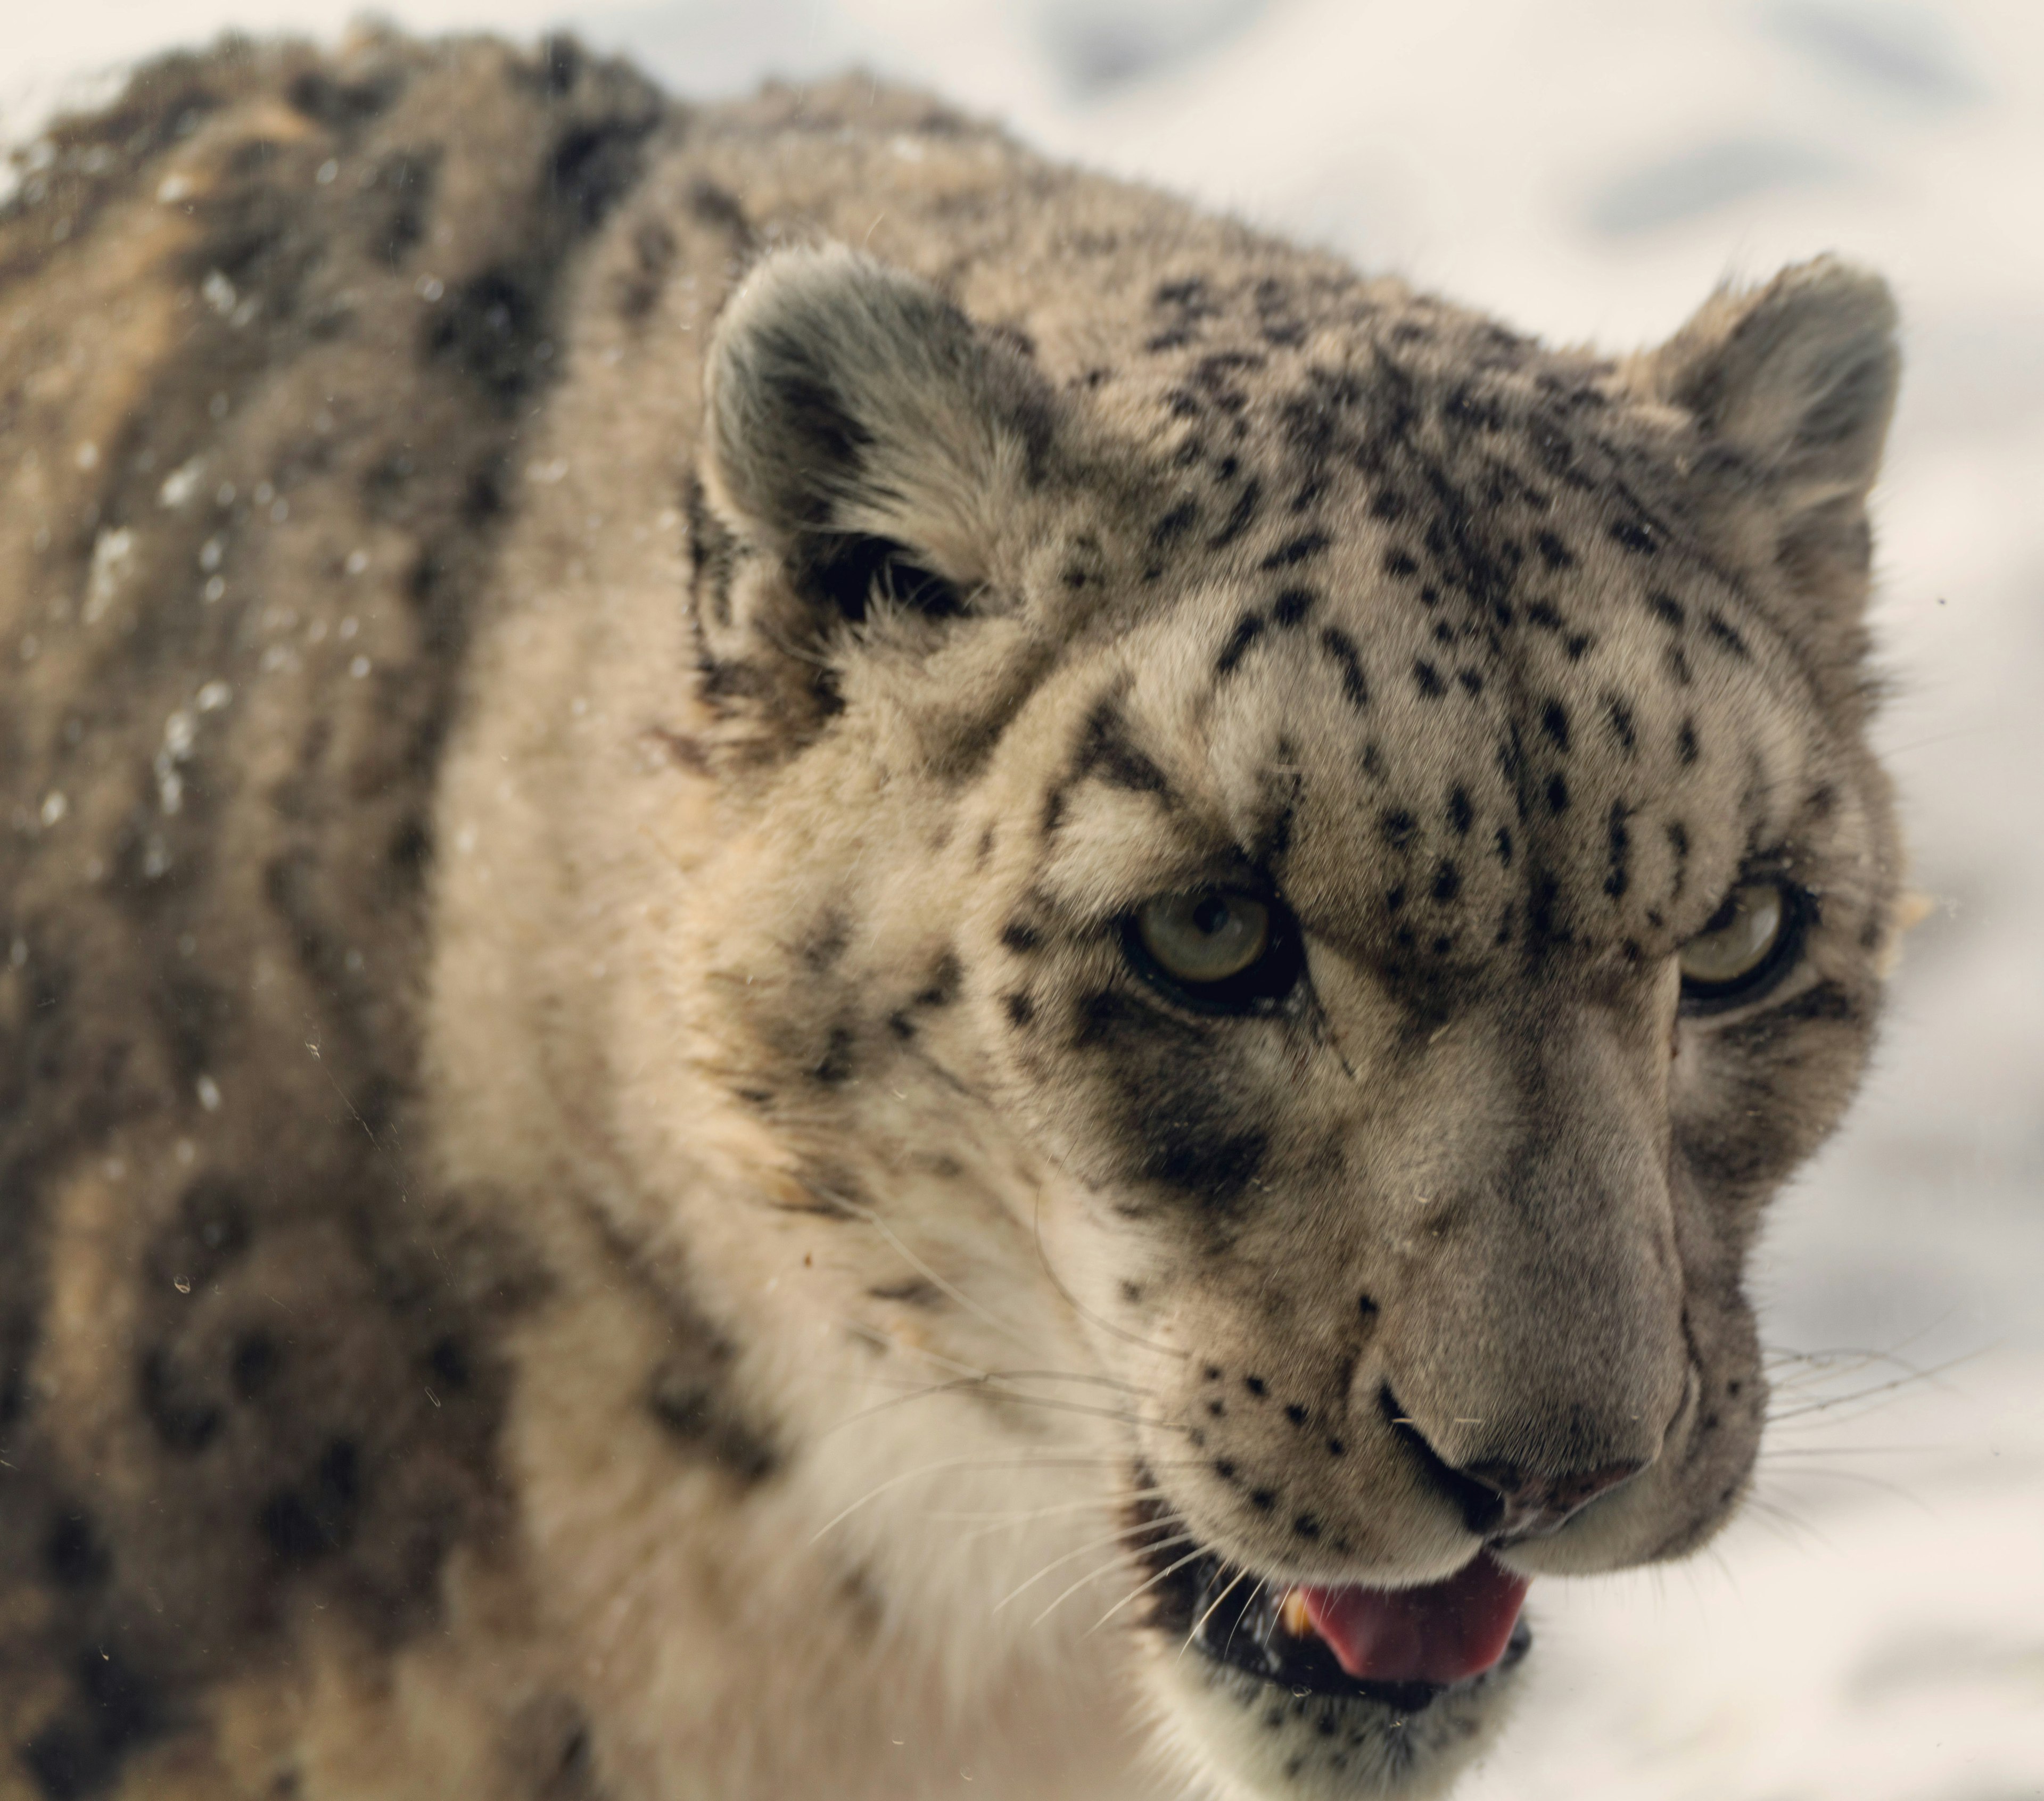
[689,242,1900,1798]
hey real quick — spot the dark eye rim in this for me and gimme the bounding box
[1118,888,1307,1017]
[1677,878,1811,1015]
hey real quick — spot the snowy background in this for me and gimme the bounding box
[7,3,2040,1797]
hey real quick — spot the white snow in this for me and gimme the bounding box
[7,2,2040,1794]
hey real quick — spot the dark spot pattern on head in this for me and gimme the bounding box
[1448,786,1474,835]
[1611,519,1659,555]
[1380,808,1417,851]
[1430,861,1462,903]
[1540,700,1570,751]
[1677,720,1700,765]
[1546,772,1570,814]
[1535,530,1574,569]
[1648,591,1685,630]
[1412,660,1446,699]
[1073,696,1173,800]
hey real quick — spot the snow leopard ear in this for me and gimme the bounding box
[694,245,1056,695]
[1638,257,1899,615]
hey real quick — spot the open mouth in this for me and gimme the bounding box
[1135,1502,1533,1715]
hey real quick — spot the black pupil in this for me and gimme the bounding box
[1192,895,1232,937]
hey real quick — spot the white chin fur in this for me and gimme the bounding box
[1137,1630,1524,1801]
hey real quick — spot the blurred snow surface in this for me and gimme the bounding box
[7,2,2041,1796]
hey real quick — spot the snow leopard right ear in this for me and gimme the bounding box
[691,245,1058,733]
[1635,257,1900,622]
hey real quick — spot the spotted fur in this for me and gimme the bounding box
[0,34,1902,1801]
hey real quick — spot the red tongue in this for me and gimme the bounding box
[1298,1556,1529,1685]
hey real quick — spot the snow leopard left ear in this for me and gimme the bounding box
[693,245,1056,712]
[1636,257,1899,615]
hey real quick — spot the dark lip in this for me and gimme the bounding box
[1131,1503,1532,1714]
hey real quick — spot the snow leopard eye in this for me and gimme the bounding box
[1124,889,1303,1015]
[1678,880,1802,1009]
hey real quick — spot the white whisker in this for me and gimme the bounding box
[1028,1533,1197,1631]
[1081,1542,1214,1638]
[1177,1564,1253,1664]
[993,1516,1185,1613]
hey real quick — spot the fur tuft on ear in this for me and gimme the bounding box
[702,244,1054,618]
[1636,257,1900,608]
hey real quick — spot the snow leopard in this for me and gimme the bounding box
[0,29,1904,1801]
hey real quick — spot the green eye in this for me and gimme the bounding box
[1138,891,1271,982]
[1678,881,1799,1005]
[1123,889,1304,1014]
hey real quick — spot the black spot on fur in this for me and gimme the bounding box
[1604,803,1631,898]
[1215,612,1266,677]
[803,912,849,972]
[1494,827,1514,866]
[1207,475,1263,549]
[1413,660,1446,699]
[44,1510,111,1590]
[1383,550,1419,577]
[20,1650,161,1801]
[1320,627,1369,709]
[1666,820,1691,884]
[1003,991,1036,1027]
[1260,531,1330,571]
[1430,861,1462,903]
[811,1025,856,1085]
[1703,611,1751,659]
[1666,643,1693,685]
[230,1330,281,1400]
[1272,586,1316,627]
[1605,695,1637,754]
[425,267,549,407]
[1677,720,1700,765]
[138,1347,222,1455]
[1002,921,1043,954]
[1535,530,1575,569]
[1540,699,1570,751]
[1448,787,1474,835]
[1546,772,1570,814]
[915,953,962,1009]
[1647,591,1686,629]
[1150,499,1199,551]
[1458,667,1484,696]
[546,110,661,233]
[1380,808,1417,851]
[1073,697,1173,799]
[260,1439,363,1563]
[287,67,403,128]
[1611,519,1659,556]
